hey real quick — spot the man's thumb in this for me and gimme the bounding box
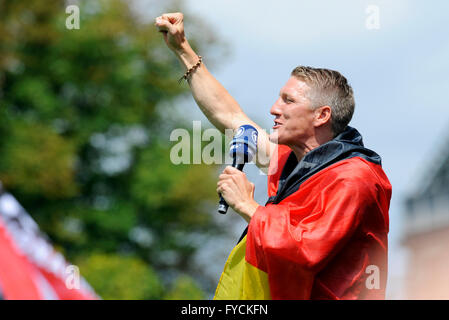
[155,17,175,34]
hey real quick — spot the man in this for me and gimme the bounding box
[155,13,392,300]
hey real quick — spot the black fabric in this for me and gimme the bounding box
[267,126,381,205]
[237,228,247,244]
[237,126,382,244]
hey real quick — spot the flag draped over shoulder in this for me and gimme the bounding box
[214,127,392,300]
[213,235,271,299]
[0,190,97,300]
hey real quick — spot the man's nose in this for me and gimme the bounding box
[270,98,282,116]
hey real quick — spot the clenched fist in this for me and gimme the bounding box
[154,12,187,53]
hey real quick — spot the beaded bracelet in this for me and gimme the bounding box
[178,56,203,84]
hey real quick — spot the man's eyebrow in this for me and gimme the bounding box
[280,91,292,98]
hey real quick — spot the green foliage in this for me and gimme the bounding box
[76,253,163,300]
[164,275,206,300]
[0,120,78,198]
[0,0,224,299]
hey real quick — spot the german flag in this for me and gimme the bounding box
[214,127,391,300]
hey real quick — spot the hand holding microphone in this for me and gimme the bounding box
[216,125,260,222]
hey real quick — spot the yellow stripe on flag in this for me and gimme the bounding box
[214,236,271,300]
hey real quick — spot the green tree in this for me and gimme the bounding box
[76,253,163,300]
[164,275,205,300]
[0,0,225,299]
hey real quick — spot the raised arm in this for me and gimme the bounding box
[154,12,274,170]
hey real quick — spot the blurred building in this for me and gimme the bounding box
[402,140,449,299]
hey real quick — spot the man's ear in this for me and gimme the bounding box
[314,105,332,127]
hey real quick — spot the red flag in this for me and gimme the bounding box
[0,191,97,300]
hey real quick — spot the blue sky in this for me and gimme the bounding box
[147,0,449,297]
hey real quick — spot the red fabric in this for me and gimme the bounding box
[246,144,391,299]
[37,268,96,300]
[0,216,96,300]
[0,218,42,299]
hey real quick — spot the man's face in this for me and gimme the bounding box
[269,77,316,146]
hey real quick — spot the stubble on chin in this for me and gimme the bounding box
[269,131,279,144]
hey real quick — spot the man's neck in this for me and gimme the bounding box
[289,131,334,161]
[289,143,318,162]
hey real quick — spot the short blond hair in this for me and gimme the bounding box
[291,66,355,137]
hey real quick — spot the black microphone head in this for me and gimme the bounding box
[229,125,258,164]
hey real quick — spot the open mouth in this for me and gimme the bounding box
[273,120,282,129]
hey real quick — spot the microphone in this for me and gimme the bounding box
[218,124,258,214]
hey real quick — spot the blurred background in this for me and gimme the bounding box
[1,0,449,299]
